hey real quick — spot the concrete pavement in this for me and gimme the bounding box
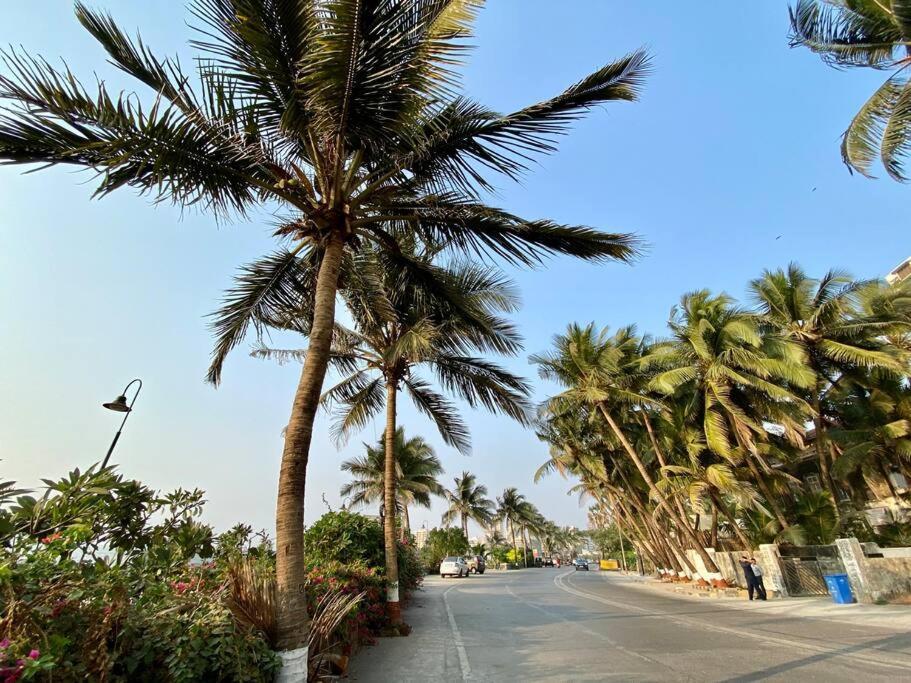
[348,567,911,682]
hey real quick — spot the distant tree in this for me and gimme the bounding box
[442,472,495,539]
[420,527,469,572]
[339,428,444,532]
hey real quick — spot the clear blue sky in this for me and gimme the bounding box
[1,2,907,538]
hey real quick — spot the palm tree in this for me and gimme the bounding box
[0,1,647,654]
[831,379,911,499]
[532,323,725,577]
[442,472,494,540]
[258,246,530,625]
[339,428,444,532]
[751,265,902,508]
[650,291,814,530]
[789,1,911,180]
[495,488,526,566]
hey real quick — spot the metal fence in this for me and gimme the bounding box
[778,545,845,596]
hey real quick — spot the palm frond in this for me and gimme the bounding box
[207,249,311,384]
[403,375,470,453]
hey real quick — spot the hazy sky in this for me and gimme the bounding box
[2,2,907,539]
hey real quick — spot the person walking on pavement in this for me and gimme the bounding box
[739,555,759,600]
[750,557,768,601]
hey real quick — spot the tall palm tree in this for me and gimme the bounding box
[789,1,911,180]
[495,488,526,565]
[532,323,725,577]
[0,1,647,655]
[339,428,444,531]
[257,245,530,625]
[442,471,494,540]
[650,291,814,530]
[751,265,902,508]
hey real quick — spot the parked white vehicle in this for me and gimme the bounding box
[439,556,468,578]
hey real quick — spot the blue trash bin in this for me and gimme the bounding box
[823,574,855,604]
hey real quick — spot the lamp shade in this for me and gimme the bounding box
[103,395,131,413]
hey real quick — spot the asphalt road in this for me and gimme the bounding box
[348,567,911,682]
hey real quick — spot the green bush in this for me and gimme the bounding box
[304,511,423,595]
[304,511,385,567]
[0,467,280,681]
[396,534,424,594]
[420,528,469,573]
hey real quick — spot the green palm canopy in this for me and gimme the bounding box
[339,427,444,531]
[789,0,911,180]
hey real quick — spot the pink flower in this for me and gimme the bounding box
[27,651,38,660]
[0,640,8,649]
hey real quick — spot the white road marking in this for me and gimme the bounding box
[504,584,665,669]
[553,571,910,673]
[443,584,472,681]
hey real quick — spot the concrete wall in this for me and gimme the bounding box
[878,547,911,559]
[683,548,764,588]
[863,557,911,603]
[835,538,911,603]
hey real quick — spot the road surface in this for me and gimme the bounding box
[348,567,911,682]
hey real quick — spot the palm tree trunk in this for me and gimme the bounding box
[743,456,791,530]
[383,379,402,626]
[522,525,529,567]
[402,504,411,536]
[642,412,696,533]
[462,512,469,542]
[708,490,752,551]
[814,388,842,518]
[710,507,718,549]
[275,233,345,662]
[510,520,518,566]
[599,404,721,576]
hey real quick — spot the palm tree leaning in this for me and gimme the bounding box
[0,0,648,658]
[789,0,911,180]
[532,323,725,577]
[442,471,494,540]
[258,245,530,625]
[750,265,903,510]
[338,428,444,532]
[650,291,814,531]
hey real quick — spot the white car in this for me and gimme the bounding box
[439,556,468,578]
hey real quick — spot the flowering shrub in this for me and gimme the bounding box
[1,469,426,681]
[0,467,278,681]
[0,640,54,682]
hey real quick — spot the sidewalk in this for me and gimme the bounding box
[600,571,911,630]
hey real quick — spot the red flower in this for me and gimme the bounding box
[39,533,62,544]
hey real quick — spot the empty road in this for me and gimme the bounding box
[348,568,911,682]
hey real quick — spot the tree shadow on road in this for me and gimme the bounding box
[719,632,911,682]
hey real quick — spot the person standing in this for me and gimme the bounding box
[739,555,758,600]
[750,558,768,601]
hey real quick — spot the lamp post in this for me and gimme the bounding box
[101,378,142,469]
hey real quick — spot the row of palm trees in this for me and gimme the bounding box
[534,265,911,580]
[337,429,582,564]
[0,0,649,656]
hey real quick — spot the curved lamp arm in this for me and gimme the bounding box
[101,378,142,469]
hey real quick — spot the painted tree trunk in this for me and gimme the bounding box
[383,379,402,625]
[275,233,345,661]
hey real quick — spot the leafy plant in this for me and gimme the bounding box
[420,528,469,573]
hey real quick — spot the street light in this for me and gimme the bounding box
[101,378,142,469]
